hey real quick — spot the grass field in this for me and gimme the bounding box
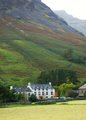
[0,100,86,120]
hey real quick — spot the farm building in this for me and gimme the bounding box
[79,84,86,96]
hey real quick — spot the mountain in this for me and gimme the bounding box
[0,0,86,86]
[54,10,86,36]
[0,0,84,35]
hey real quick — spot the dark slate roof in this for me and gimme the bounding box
[14,87,32,93]
[13,83,53,93]
[79,84,86,89]
[30,84,53,89]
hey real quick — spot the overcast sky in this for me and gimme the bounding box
[42,0,86,20]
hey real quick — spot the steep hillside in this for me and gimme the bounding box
[0,17,86,86]
[0,0,86,86]
[0,0,83,35]
[55,10,86,36]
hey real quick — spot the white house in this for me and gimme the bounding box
[79,84,86,97]
[10,82,55,99]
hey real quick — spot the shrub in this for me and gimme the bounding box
[29,94,37,102]
[35,100,56,105]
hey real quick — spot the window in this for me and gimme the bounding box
[46,92,48,95]
[81,90,84,93]
[35,89,36,91]
[39,88,40,90]
[51,92,53,95]
[46,88,48,91]
[42,92,44,95]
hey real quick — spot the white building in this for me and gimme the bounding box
[11,82,55,99]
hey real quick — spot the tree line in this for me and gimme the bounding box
[37,68,81,97]
[64,48,86,64]
[37,69,79,86]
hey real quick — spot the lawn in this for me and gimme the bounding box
[0,100,86,120]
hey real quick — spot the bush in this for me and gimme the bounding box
[0,82,17,103]
[35,100,56,105]
[84,92,86,97]
[29,94,37,102]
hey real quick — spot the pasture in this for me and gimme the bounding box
[0,100,86,120]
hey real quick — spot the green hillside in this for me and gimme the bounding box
[0,17,86,86]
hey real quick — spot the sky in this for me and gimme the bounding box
[42,0,86,20]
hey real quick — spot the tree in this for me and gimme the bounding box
[15,93,25,102]
[64,49,73,61]
[37,69,78,86]
[84,92,86,97]
[29,94,37,102]
[0,81,16,103]
[58,83,74,97]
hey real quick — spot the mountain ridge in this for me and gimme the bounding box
[54,10,86,36]
[0,0,84,35]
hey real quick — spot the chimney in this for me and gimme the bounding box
[28,82,31,87]
[49,82,51,86]
[10,86,13,90]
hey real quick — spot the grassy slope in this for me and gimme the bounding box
[0,17,86,86]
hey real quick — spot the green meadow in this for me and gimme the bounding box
[0,100,86,120]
